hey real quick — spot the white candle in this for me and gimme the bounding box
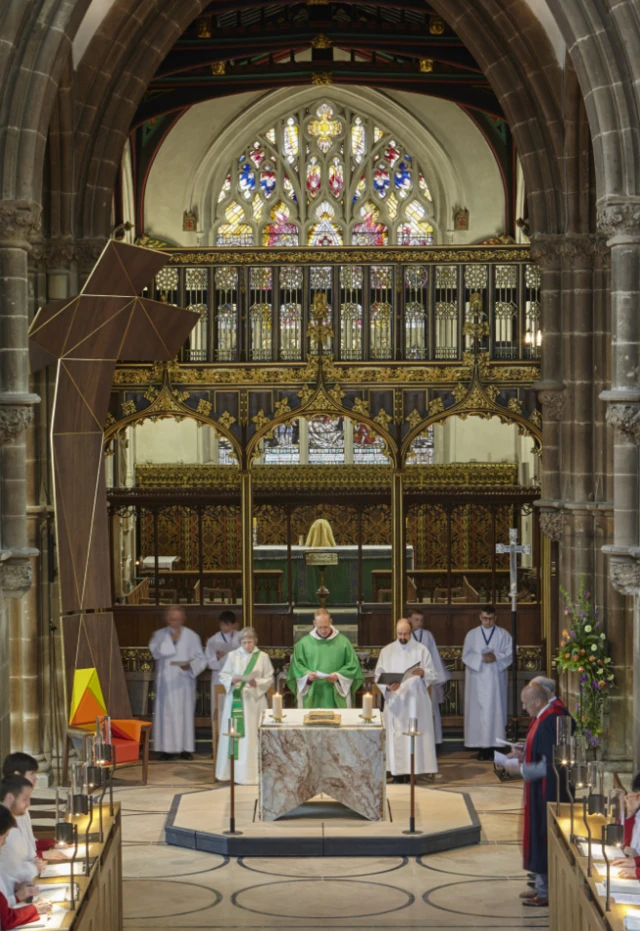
[363,693,373,719]
[272,693,283,719]
[409,717,418,734]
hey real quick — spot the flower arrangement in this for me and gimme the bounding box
[553,579,614,742]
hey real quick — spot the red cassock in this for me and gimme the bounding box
[522,702,573,874]
[0,892,39,929]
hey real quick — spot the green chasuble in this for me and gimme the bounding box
[286,632,364,708]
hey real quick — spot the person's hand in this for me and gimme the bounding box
[216,650,226,660]
[482,652,496,663]
[179,663,191,671]
[33,856,46,874]
[327,673,338,683]
[507,749,524,762]
[36,902,53,916]
[15,883,38,902]
[387,682,401,692]
[619,868,638,879]
[308,672,318,682]
[231,677,241,686]
[626,792,640,817]
[43,849,68,862]
[411,667,424,678]
[248,678,257,687]
[613,856,636,867]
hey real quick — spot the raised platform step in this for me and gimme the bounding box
[166,784,480,857]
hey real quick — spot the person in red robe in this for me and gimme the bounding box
[509,682,573,908]
[0,805,50,928]
[612,774,640,878]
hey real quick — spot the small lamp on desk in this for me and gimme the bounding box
[602,788,626,911]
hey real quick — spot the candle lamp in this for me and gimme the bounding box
[95,715,115,816]
[360,692,374,723]
[587,761,606,815]
[605,787,626,846]
[70,761,89,816]
[271,692,285,723]
[54,789,74,847]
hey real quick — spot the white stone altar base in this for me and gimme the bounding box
[165,784,481,857]
[259,708,385,822]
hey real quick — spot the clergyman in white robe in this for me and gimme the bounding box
[412,626,449,744]
[375,637,438,776]
[205,627,242,724]
[462,622,512,747]
[216,646,274,785]
[149,624,206,753]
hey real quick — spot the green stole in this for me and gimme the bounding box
[229,650,260,760]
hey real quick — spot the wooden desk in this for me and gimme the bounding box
[35,803,122,930]
[548,803,629,931]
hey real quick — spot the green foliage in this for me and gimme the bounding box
[553,578,613,739]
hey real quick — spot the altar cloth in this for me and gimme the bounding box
[258,708,385,821]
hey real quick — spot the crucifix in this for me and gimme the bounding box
[495,527,530,739]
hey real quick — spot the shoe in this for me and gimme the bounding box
[180,751,193,761]
[527,872,536,880]
[527,881,536,888]
[158,752,172,762]
[522,897,548,908]
[519,890,537,899]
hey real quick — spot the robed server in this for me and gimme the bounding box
[375,619,438,779]
[462,605,512,757]
[286,609,363,708]
[149,608,206,759]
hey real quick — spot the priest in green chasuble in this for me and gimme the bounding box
[287,608,364,708]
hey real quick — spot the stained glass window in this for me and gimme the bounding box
[213,100,435,246]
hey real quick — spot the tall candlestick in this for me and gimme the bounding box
[272,692,283,720]
[362,693,373,720]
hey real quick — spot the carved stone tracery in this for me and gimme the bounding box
[538,390,564,422]
[606,402,640,445]
[0,201,42,248]
[539,510,563,542]
[0,400,36,444]
[609,556,640,596]
[597,198,640,242]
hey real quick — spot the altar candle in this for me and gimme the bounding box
[363,693,373,719]
[409,717,418,734]
[272,692,283,719]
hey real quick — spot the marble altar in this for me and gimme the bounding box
[258,708,386,822]
[253,545,413,603]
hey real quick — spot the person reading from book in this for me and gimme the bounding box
[0,804,52,929]
[148,607,206,761]
[215,627,274,785]
[286,609,363,709]
[375,619,438,783]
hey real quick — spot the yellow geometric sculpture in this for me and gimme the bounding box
[69,668,107,726]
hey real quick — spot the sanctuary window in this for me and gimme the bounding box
[213,101,435,247]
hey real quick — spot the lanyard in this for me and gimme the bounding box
[481,626,496,647]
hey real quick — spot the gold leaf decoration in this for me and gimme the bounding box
[329,385,345,404]
[274,397,291,416]
[352,397,369,417]
[452,383,467,402]
[197,399,213,416]
[105,412,116,428]
[144,386,159,402]
[428,397,445,415]
[298,385,314,403]
[529,409,542,427]
[218,411,236,429]
[374,408,393,429]
[121,400,137,416]
[311,72,333,86]
[406,409,423,429]
[507,397,524,414]
[252,409,271,430]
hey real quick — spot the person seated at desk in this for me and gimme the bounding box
[0,776,45,902]
[375,619,438,783]
[612,773,640,878]
[286,608,363,709]
[215,627,274,786]
[2,753,64,861]
[0,806,51,929]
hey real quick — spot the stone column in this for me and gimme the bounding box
[0,201,42,760]
[598,197,640,765]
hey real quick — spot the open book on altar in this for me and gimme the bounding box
[377,662,421,685]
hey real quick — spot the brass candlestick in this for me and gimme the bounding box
[223,718,243,836]
[402,718,422,836]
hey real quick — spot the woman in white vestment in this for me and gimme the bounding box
[215,628,274,785]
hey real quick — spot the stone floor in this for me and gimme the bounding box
[115,752,547,930]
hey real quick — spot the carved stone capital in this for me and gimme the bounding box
[538,390,564,422]
[606,402,640,444]
[0,201,42,249]
[0,394,39,444]
[609,556,640,596]
[44,237,76,267]
[539,510,564,542]
[74,239,108,268]
[529,234,564,268]
[597,197,640,243]
[0,560,33,598]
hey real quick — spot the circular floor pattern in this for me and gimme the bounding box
[238,855,408,879]
[114,786,201,813]
[123,845,228,879]
[123,880,221,920]
[232,879,414,919]
[120,813,168,844]
[418,845,527,878]
[424,878,547,919]
[436,785,524,812]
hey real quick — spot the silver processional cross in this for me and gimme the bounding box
[495,528,530,737]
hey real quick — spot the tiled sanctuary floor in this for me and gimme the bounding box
[113,752,547,931]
